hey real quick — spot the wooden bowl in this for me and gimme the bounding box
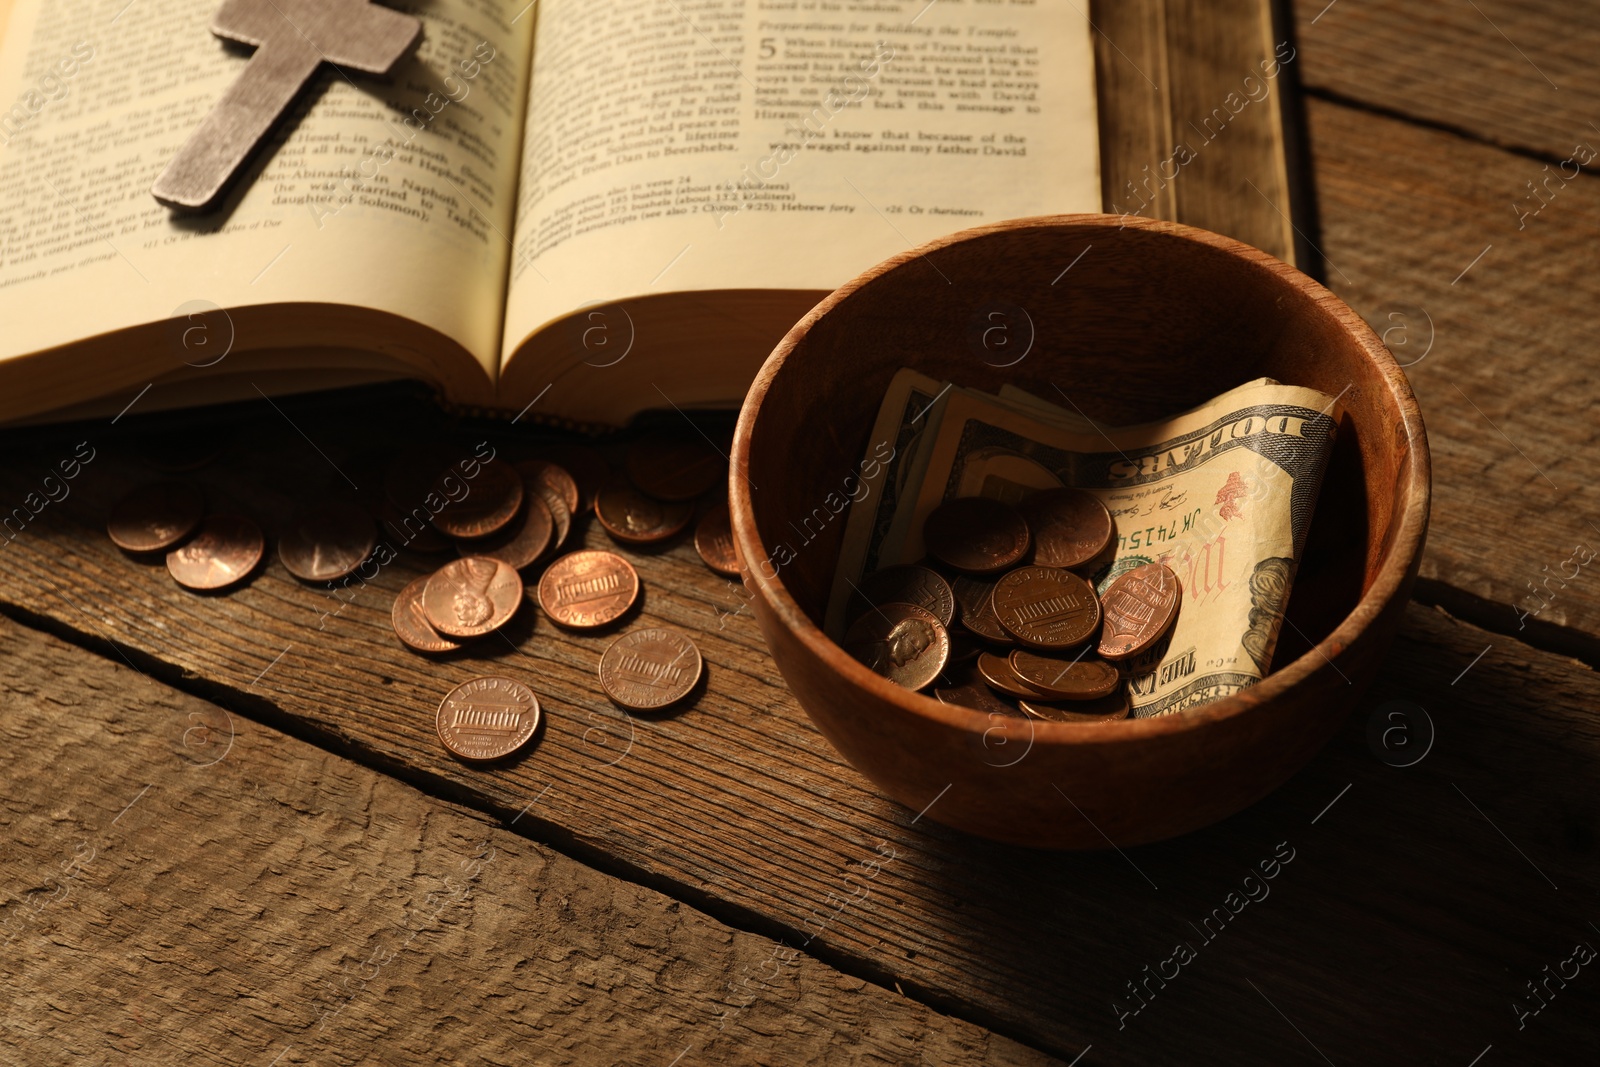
[729,214,1430,849]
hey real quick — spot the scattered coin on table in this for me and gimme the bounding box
[538,549,640,628]
[422,555,524,638]
[432,458,523,539]
[515,459,581,517]
[599,627,703,710]
[1019,488,1113,569]
[693,503,741,577]
[1097,562,1182,660]
[392,575,463,654]
[166,514,263,591]
[843,601,949,690]
[594,481,694,545]
[456,489,553,570]
[625,431,726,501]
[107,479,204,552]
[436,676,541,762]
[278,501,375,582]
[992,566,1102,649]
[922,496,1030,575]
[532,483,573,556]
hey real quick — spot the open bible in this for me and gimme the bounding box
[0,0,1100,428]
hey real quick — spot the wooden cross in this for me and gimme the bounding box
[152,0,421,211]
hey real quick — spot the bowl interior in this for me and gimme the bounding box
[742,218,1413,675]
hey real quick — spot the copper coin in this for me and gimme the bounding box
[432,459,524,539]
[165,514,263,591]
[694,504,741,577]
[278,502,375,582]
[1020,488,1114,569]
[922,497,1030,574]
[594,481,693,545]
[975,651,1054,700]
[625,432,726,501]
[1098,563,1183,660]
[1008,649,1121,701]
[456,492,553,570]
[421,556,524,638]
[392,575,462,653]
[1019,689,1130,723]
[532,483,572,556]
[851,564,956,628]
[380,499,452,554]
[951,574,1012,644]
[538,550,639,628]
[842,602,949,691]
[107,480,203,552]
[935,681,1020,717]
[992,566,1102,649]
[599,628,703,710]
[436,676,541,762]
[541,444,609,512]
[515,460,581,517]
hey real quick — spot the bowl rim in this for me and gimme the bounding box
[729,213,1432,745]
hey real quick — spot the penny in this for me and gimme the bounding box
[380,498,453,554]
[922,497,1030,574]
[436,676,541,762]
[976,651,1055,700]
[107,480,204,552]
[625,431,726,501]
[432,459,524,539]
[515,460,581,517]
[421,556,524,638]
[538,550,640,628]
[456,492,553,570]
[843,602,949,691]
[1098,563,1183,660]
[166,514,263,591]
[541,444,609,512]
[935,681,1020,717]
[850,564,956,628]
[693,504,741,577]
[532,483,572,556]
[1008,649,1122,701]
[1019,689,1130,723]
[992,566,1102,649]
[391,575,462,653]
[278,502,375,582]
[599,628,703,710]
[594,481,693,545]
[951,574,1012,644]
[1020,488,1114,569]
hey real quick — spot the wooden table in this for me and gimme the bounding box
[3,3,1598,1063]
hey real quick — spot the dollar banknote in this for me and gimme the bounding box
[828,371,1341,716]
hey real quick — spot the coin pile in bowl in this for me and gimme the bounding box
[841,488,1180,725]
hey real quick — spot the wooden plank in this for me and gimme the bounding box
[1,383,1599,1061]
[0,612,1054,1066]
[1305,95,1600,654]
[1093,0,1300,263]
[1293,0,1598,165]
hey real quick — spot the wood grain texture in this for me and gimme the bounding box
[1293,0,1599,164]
[0,612,1053,1067]
[1306,96,1600,655]
[0,388,1597,1063]
[1093,0,1300,263]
